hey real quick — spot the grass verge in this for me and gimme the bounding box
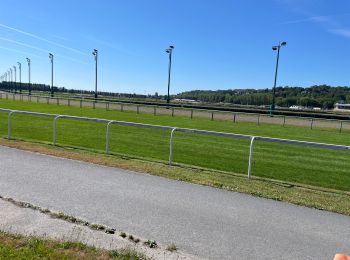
[0,231,147,259]
[0,99,349,191]
[1,138,349,216]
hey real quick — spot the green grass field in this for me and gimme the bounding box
[0,231,146,259]
[0,98,349,191]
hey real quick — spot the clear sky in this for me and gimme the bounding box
[0,0,349,95]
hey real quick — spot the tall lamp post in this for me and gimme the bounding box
[13,65,16,93]
[49,53,54,97]
[26,58,31,95]
[270,41,287,116]
[92,49,98,100]
[165,45,174,104]
[17,62,21,94]
[9,68,13,92]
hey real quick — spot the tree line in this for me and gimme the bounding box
[175,85,350,109]
[0,82,155,100]
[1,81,349,109]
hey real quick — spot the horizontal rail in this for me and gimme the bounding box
[1,108,349,151]
[0,108,57,118]
[256,136,350,151]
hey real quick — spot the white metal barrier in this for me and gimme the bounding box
[1,108,349,179]
[1,91,349,132]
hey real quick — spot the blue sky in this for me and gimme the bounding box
[0,0,349,95]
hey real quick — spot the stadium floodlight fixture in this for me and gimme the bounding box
[270,41,287,116]
[13,65,16,93]
[13,66,16,82]
[92,49,98,99]
[49,53,54,97]
[9,68,12,82]
[17,62,22,93]
[165,45,175,104]
[26,57,31,95]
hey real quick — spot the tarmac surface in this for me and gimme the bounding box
[0,145,349,259]
[0,199,199,260]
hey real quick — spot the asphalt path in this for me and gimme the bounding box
[0,145,349,259]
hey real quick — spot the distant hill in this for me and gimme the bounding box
[175,85,350,109]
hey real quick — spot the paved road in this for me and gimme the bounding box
[1,146,349,259]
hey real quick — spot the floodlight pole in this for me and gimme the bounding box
[9,68,13,92]
[26,58,31,95]
[17,62,22,93]
[49,53,54,97]
[165,45,174,104]
[270,41,287,116]
[13,66,16,93]
[92,49,98,100]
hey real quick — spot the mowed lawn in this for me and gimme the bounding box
[0,98,349,191]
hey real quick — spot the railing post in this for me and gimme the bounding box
[190,109,193,119]
[57,98,59,106]
[93,101,95,109]
[37,96,39,103]
[169,128,177,165]
[12,94,15,100]
[211,111,214,121]
[310,118,314,130]
[106,102,109,111]
[257,114,260,125]
[8,111,14,140]
[80,100,82,108]
[154,106,156,116]
[171,108,174,117]
[247,136,256,179]
[121,104,124,112]
[233,113,236,123]
[283,116,286,127]
[137,105,139,114]
[68,99,71,107]
[339,121,343,133]
[106,120,114,155]
[53,115,62,145]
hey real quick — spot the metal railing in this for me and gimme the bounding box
[1,91,350,132]
[1,108,350,178]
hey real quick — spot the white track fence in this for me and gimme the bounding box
[1,108,350,179]
[1,91,350,131]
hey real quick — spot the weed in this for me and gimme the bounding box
[90,224,106,231]
[144,240,157,248]
[105,228,116,234]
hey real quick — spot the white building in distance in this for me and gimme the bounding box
[334,103,350,111]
